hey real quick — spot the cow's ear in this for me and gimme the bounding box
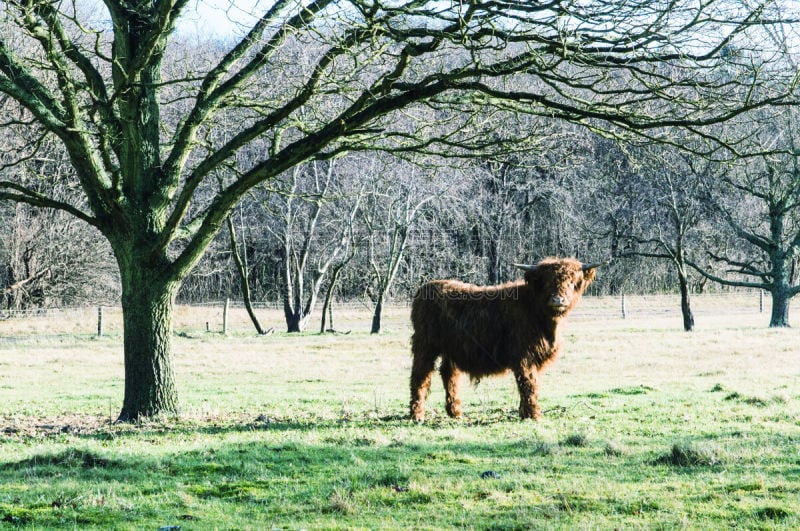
[583,268,596,284]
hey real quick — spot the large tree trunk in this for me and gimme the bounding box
[769,256,791,328]
[284,295,312,332]
[678,270,695,332]
[282,260,303,332]
[770,288,791,327]
[282,266,324,333]
[371,293,385,334]
[118,271,180,421]
[285,310,304,333]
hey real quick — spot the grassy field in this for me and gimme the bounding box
[0,296,799,529]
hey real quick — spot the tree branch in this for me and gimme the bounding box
[685,257,767,290]
[0,181,98,227]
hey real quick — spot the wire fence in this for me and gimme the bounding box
[0,290,774,341]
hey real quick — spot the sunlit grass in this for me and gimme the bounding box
[0,297,799,528]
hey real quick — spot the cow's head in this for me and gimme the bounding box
[515,258,599,315]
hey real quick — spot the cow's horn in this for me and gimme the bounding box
[581,259,610,270]
[513,263,538,271]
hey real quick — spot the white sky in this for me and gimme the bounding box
[177,0,269,39]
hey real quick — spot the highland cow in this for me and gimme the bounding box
[409,257,598,421]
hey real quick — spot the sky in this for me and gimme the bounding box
[177,0,268,39]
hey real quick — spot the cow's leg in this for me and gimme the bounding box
[439,358,463,418]
[513,363,542,420]
[410,336,437,421]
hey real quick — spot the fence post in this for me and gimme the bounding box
[223,298,229,335]
[759,290,764,313]
[97,306,103,337]
[621,294,627,319]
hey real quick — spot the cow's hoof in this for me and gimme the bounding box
[410,400,426,422]
[519,409,542,421]
[445,404,463,418]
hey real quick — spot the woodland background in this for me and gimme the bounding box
[3,106,798,329]
[2,2,800,334]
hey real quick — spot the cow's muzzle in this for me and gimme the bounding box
[549,296,570,311]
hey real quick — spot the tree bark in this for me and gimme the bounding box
[371,293,384,334]
[282,263,326,333]
[117,271,179,422]
[769,251,791,328]
[284,302,310,332]
[770,288,791,327]
[678,269,695,332]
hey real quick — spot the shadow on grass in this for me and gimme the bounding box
[2,415,799,528]
[0,448,128,471]
[0,407,521,443]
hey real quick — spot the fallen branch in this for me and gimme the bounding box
[324,329,351,335]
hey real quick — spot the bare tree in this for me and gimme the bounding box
[319,179,363,334]
[362,160,442,333]
[0,204,119,309]
[469,161,526,285]
[468,130,598,283]
[226,207,270,335]
[611,146,717,331]
[0,1,792,419]
[0,145,118,310]
[689,108,800,327]
[258,161,360,332]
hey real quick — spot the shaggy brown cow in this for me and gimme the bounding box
[409,257,598,421]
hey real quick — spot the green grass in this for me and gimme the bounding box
[1,301,799,529]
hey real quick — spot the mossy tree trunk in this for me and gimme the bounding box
[109,222,186,421]
[768,255,791,328]
[118,268,180,421]
[770,288,791,327]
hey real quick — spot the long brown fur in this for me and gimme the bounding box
[409,257,596,421]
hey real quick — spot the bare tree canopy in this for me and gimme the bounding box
[0,0,797,420]
[686,106,800,327]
